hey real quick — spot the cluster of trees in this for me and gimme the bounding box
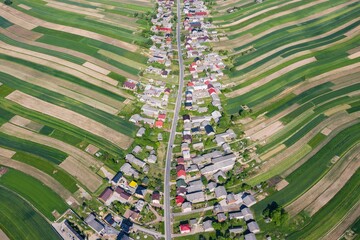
[262,202,289,226]
[4,0,12,5]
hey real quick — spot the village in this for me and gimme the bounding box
[58,0,260,239]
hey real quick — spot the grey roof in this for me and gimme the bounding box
[229,227,244,234]
[214,186,227,199]
[211,153,236,164]
[245,233,257,240]
[243,194,257,207]
[84,214,104,233]
[186,191,205,203]
[203,220,214,231]
[229,211,243,219]
[120,163,139,178]
[207,181,217,191]
[248,221,260,233]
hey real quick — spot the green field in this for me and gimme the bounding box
[0,186,62,240]
[0,168,68,221]
[288,169,360,239]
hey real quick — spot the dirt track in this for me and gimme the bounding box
[5,91,133,149]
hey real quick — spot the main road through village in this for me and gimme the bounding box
[164,0,184,238]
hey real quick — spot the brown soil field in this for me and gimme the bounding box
[0,45,132,99]
[247,121,284,142]
[323,202,360,240]
[0,147,16,158]
[0,3,138,51]
[324,105,351,116]
[214,1,357,51]
[348,46,360,54]
[59,156,102,193]
[0,59,124,112]
[286,144,360,216]
[9,115,43,132]
[275,179,289,191]
[260,144,285,161]
[18,4,31,10]
[5,24,42,41]
[82,61,111,75]
[5,91,133,149]
[0,122,101,168]
[0,229,10,240]
[0,156,72,200]
[227,57,317,98]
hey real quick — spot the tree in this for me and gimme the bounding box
[4,0,12,5]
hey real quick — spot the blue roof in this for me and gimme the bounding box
[112,172,123,183]
[205,125,214,134]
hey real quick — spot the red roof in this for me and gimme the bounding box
[190,62,197,67]
[187,82,195,87]
[177,169,186,178]
[177,157,185,165]
[155,120,163,128]
[176,195,185,205]
[189,67,196,72]
[123,81,136,89]
[158,114,166,121]
[195,12,207,16]
[208,88,216,95]
[180,224,191,233]
[115,187,131,200]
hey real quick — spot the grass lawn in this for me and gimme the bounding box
[0,168,68,221]
[0,186,62,240]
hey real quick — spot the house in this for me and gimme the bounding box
[60,220,85,240]
[183,149,191,160]
[243,194,257,207]
[176,165,186,179]
[135,186,147,199]
[204,125,215,135]
[229,211,243,220]
[111,172,123,185]
[176,178,187,188]
[182,202,192,213]
[245,233,257,240]
[180,224,191,234]
[217,212,227,222]
[177,186,187,196]
[186,191,205,203]
[84,214,104,234]
[158,113,166,122]
[187,179,203,193]
[147,154,157,164]
[123,81,137,91]
[136,127,146,137]
[183,134,192,144]
[135,200,145,212]
[117,231,134,240]
[183,114,191,122]
[207,182,217,192]
[215,186,227,199]
[98,187,113,205]
[177,157,185,165]
[104,213,116,227]
[114,187,131,203]
[203,220,214,232]
[141,105,160,117]
[126,154,146,169]
[132,146,142,155]
[155,120,164,128]
[176,195,185,206]
[247,221,260,233]
[241,207,254,220]
[229,227,244,235]
[124,209,140,221]
[187,164,199,173]
[152,191,161,204]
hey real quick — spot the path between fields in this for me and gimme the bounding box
[285,144,360,216]
[214,1,357,50]
[0,3,138,51]
[322,201,360,240]
[0,156,72,200]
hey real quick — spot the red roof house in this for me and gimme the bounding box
[176,195,185,206]
[208,88,216,95]
[177,157,185,165]
[158,113,166,122]
[180,224,191,234]
[176,165,186,179]
[155,120,164,128]
[123,81,137,90]
[99,187,113,204]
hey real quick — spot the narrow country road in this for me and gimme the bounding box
[164,0,184,238]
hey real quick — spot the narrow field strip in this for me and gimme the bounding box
[5,24,43,41]
[45,1,105,18]
[59,156,103,193]
[0,147,16,158]
[5,91,133,149]
[227,57,317,98]
[0,61,120,114]
[82,61,111,75]
[285,144,360,216]
[0,156,71,200]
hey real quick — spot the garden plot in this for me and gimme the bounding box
[9,115,43,132]
[5,91,133,149]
